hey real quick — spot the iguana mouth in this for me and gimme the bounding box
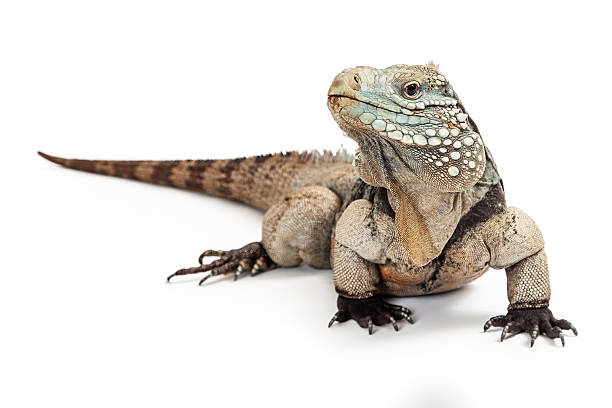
[327,94,403,114]
[327,95,444,131]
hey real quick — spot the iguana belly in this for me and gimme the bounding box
[378,234,491,296]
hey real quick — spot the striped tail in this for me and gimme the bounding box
[38,150,353,210]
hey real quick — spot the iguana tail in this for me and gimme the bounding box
[38,150,354,210]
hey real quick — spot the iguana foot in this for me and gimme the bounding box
[328,295,414,335]
[484,307,577,347]
[167,242,277,285]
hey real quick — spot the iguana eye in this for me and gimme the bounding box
[403,81,420,99]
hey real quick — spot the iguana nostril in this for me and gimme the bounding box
[328,71,361,95]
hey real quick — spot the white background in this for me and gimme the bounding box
[1,1,610,407]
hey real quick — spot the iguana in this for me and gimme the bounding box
[39,62,576,346]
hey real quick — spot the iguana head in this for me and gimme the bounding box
[327,63,486,193]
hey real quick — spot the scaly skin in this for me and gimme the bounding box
[39,62,576,347]
[326,62,574,345]
[38,150,357,211]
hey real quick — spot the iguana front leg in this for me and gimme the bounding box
[328,199,413,334]
[482,207,577,346]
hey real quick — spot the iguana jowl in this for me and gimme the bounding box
[40,62,576,346]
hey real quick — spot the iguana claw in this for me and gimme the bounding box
[483,315,504,332]
[389,316,399,331]
[501,324,511,342]
[530,325,539,347]
[199,273,212,286]
[328,312,341,328]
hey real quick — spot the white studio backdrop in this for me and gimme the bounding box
[1,1,610,407]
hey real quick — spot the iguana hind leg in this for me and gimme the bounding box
[262,185,341,269]
[168,185,342,285]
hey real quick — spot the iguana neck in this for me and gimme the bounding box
[353,130,501,266]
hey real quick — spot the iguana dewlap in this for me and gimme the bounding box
[40,62,576,346]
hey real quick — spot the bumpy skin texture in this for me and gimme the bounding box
[263,186,341,269]
[324,63,574,344]
[39,62,575,346]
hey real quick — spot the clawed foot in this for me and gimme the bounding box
[167,242,277,285]
[328,295,414,335]
[484,307,577,347]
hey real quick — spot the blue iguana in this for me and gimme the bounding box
[40,62,576,346]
